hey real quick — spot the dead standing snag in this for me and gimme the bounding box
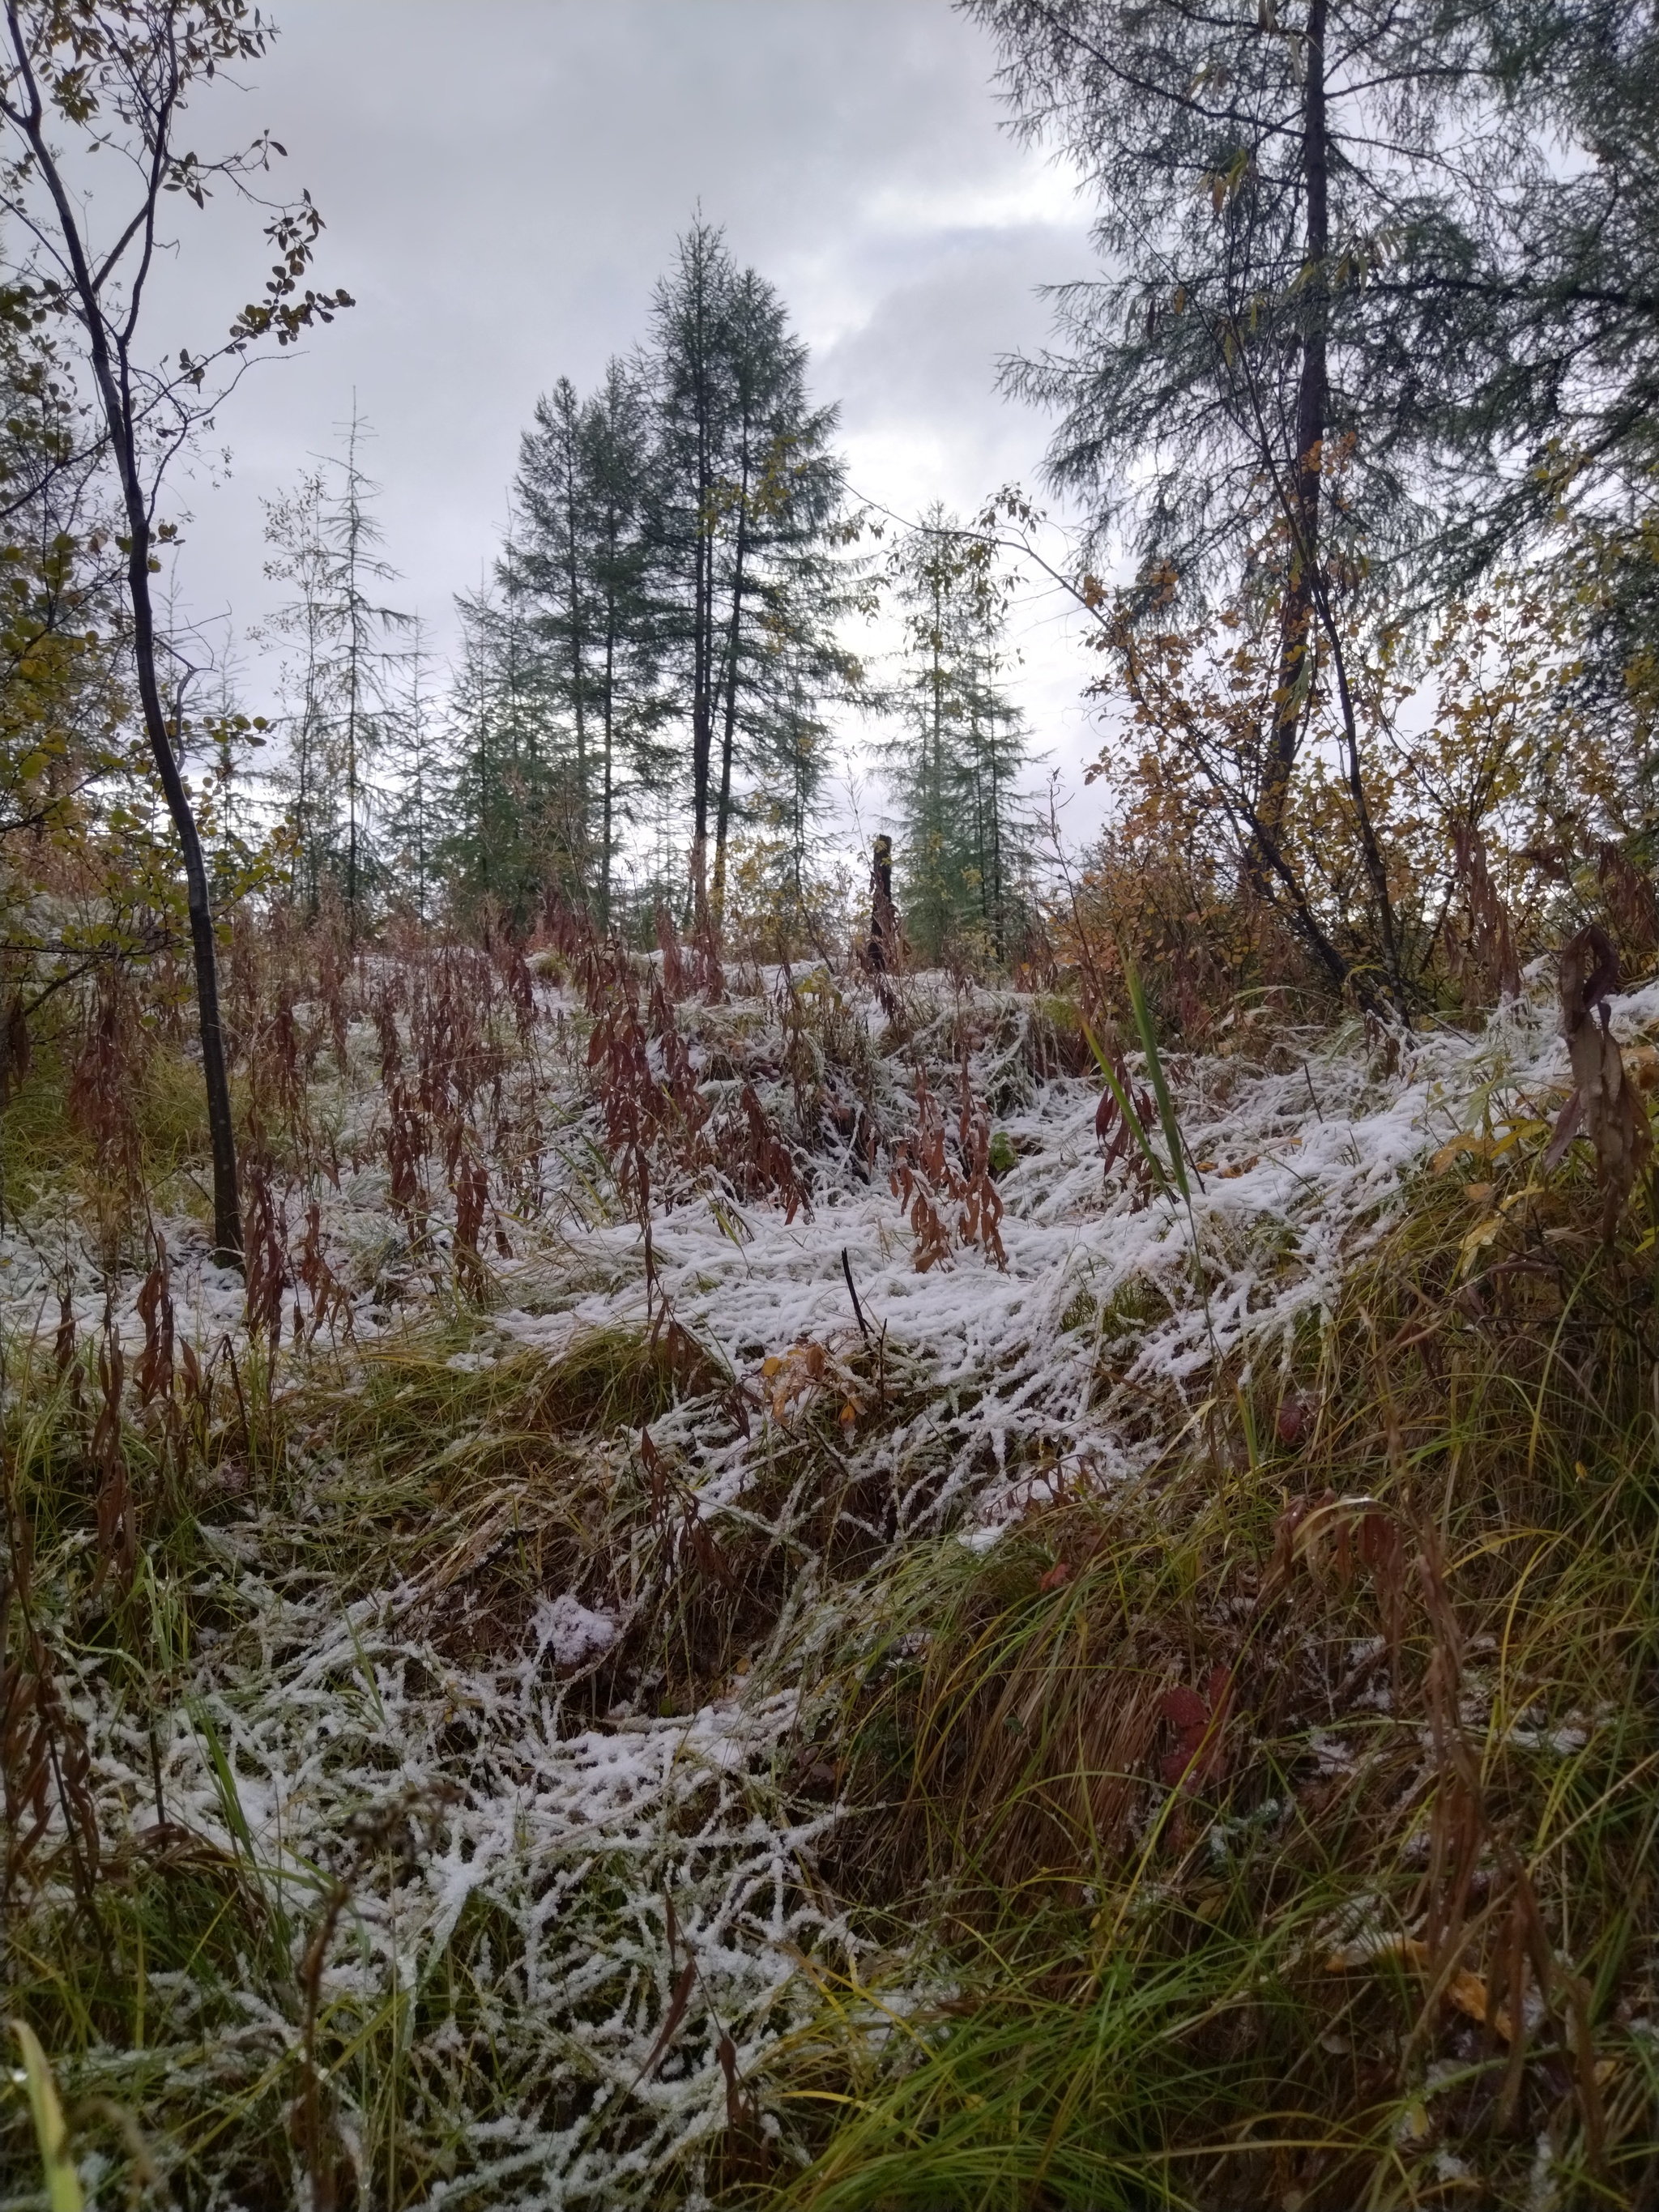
[1543,923,1652,1236]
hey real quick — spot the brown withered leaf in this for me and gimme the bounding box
[1452,820,1522,1003]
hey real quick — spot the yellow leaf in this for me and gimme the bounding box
[1432,1135,1487,1173]
[1444,1966,1512,2039]
[1458,1215,1503,1268]
[1325,1936,1515,2039]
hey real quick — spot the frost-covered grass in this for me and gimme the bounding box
[3,942,1659,2208]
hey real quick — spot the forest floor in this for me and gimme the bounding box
[2,942,1657,2210]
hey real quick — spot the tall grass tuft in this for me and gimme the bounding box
[749,1141,1659,2208]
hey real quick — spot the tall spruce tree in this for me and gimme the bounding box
[511,357,661,924]
[645,217,847,928]
[884,506,1031,965]
[513,378,595,884]
[582,361,665,926]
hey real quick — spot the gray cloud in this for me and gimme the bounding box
[142,0,1108,822]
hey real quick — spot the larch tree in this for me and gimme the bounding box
[259,467,333,912]
[646,217,731,929]
[322,409,406,930]
[704,264,844,927]
[383,612,442,927]
[960,0,1569,1001]
[261,415,407,931]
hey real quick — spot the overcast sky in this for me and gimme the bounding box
[145,0,1112,844]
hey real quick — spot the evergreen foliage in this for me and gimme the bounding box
[446,218,860,939]
[259,416,409,927]
[883,506,1034,965]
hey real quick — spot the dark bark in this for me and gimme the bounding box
[601,573,616,929]
[689,370,714,931]
[1260,0,1328,840]
[2,6,241,1260]
[710,435,751,927]
[560,386,588,880]
[868,835,895,971]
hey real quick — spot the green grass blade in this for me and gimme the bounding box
[1124,962,1191,1202]
[190,1702,256,1862]
[1081,1020,1174,1200]
[8,2019,83,2212]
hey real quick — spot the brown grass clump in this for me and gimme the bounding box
[752,1142,1659,2210]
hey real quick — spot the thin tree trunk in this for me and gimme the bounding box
[5,36,241,1259]
[601,573,616,931]
[1260,0,1328,839]
[689,379,714,929]
[129,526,242,1262]
[710,445,751,927]
[562,399,588,891]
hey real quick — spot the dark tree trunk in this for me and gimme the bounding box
[868,834,895,971]
[129,519,242,1264]
[1261,0,1328,837]
[689,403,714,929]
[6,31,241,1261]
[561,396,588,884]
[710,441,751,927]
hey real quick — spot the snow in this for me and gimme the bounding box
[6,955,1644,2201]
[531,1592,621,1669]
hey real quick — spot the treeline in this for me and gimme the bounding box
[254,219,1036,963]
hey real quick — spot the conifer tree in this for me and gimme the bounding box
[645,217,848,928]
[883,506,1031,965]
[445,537,562,930]
[259,467,332,912]
[383,614,442,926]
[587,361,674,927]
[510,359,662,924]
[261,414,408,928]
[513,377,594,882]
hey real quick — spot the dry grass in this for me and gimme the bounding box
[742,1150,1659,2209]
[6,907,1659,2209]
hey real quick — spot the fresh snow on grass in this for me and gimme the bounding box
[6,957,1647,2203]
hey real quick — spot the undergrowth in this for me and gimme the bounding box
[750,1157,1659,2210]
[3,909,1659,2209]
